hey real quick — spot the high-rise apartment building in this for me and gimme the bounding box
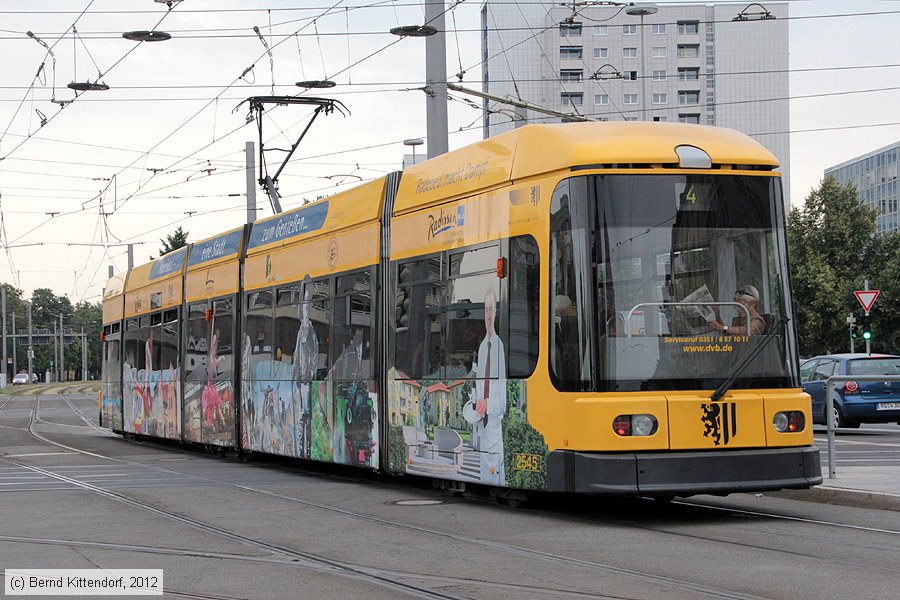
[825,141,900,233]
[480,1,790,202]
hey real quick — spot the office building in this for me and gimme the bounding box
[826,141,900,233]
[480,1,790,203]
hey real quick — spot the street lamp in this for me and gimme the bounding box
[625,2,658,121]
[403,138,424,168]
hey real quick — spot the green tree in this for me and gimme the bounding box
[158,226,189,257]
[1,283,27,377]
[859,232,900,353]
[73,301,103,378]
[788,176,900,355]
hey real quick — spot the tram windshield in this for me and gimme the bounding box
[550,173,798,392]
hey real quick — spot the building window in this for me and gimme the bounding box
[624,116,639,121]
[678,67,700,81]
[652,69,667,81]
[678,90,700,105]
[624,93,638,105]
[561,92,583,106]
[652,93,667,104]
[560,46,583,59]
[623,70,638,80]
[623,24,637,35]
[593,47,608,59]
[677,44,700,58]
[678,20,700,35]
[679,113,700,124]
[651,47,667,58]
[594,94,609,105]
[651,24,666,34]
[560,69,584,82]
[653,116,668,122]
[623,47,637,58]
[560,22,583,37]
[593,25,608,36]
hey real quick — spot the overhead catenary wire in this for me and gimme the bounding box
[3,1,898,293]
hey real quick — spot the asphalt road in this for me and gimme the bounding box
[1,392,899,600]
[814,423,900,467]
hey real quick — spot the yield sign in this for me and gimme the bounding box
[855,290,880,312]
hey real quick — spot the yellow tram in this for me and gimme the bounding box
[102,122,822,496]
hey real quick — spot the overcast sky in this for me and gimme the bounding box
[1,0,898,302]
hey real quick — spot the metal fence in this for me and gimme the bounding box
[823,374,900,478]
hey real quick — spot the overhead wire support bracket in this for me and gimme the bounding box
[237,95,348,215]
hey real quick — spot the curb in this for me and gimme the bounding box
[767,486,900,511]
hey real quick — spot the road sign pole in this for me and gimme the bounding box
[865,279,871,355]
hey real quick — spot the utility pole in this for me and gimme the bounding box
[1,287,6,387]
[26,301,33,382]
[53,321,59,382]
[246,141,256,224]
[11,314,17,375]
[81,329,87,382]
[127,244,134,270]
[59,313,65,383]
[424,0,448,158]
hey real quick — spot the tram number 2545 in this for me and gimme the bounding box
[513,453,542,472]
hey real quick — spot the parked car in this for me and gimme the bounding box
[800,353,900,428]
[12,372,29,385]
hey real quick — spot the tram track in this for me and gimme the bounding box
[16,394,772,600]
[10,394,899,599]
[5,398,467,600]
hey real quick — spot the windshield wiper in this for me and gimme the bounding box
[710,317,789,402]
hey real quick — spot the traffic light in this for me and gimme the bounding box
[851,323,860,339]
[861,315,873,341]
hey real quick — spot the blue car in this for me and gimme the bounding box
[800,353,900,428]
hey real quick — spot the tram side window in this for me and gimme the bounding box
[446,245,500,379]
[333,271,372,380]
[508,235,539,378]
[275,284,302,375]
[106,339,121,385]
[212,298,234,379]
[245,290,274,361]
[185,302,209,378]
[123,318,142,374]
[303,279,332,380]
[159,309,180,370]
[395,256,445,379]
[550,177,593,391]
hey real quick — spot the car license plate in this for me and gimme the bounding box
[876,402,900,410]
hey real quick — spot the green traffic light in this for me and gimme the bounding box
[863,331,872,341]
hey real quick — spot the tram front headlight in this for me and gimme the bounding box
[773,411,805,433]
[632,414,658,436]
[613,414,658,437]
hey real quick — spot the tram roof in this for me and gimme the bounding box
[187,226,245,271]
[395,122,779,213]
[245,176,386,255]
[103,271,128,300]
[124,246,188,293]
